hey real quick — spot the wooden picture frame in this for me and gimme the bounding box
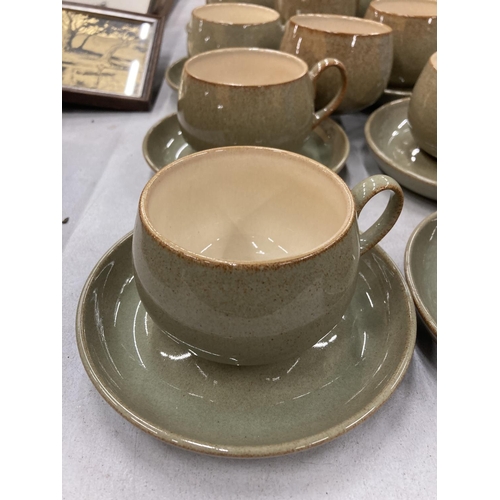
[62,2,164,111]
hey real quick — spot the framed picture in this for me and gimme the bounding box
[62,2,164,111]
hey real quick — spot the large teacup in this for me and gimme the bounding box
[408,52,437,157]
[177,48,347,151]
[187,3,283,57]
[280,14,393,114]
[132,146,404,366]
[364,0,437,88]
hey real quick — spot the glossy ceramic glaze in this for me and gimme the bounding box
[207,0,275,8]
[177,48,347,151]
[405,212,437,340]
[280,14,393,114]
[76,232,416,457]
[365,0,437,87]
[408,52,437,157]
[142,113,350,174]
[276,0,357,22]
[187,3,283,57]
[132,146,403,365]
[165,57,187,91]
[365,98,437,200]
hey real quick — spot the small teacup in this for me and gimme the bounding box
[177,48,347,151]
[132,146,404,366]
[275,0,357,23]
[207,0,275,7]
[364,0,437,88]
[408,52,437,157]
[187,3,283,57]
[280,14,393,114]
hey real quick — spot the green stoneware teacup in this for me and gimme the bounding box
[408,52,437,157]
[275,0,357,23]
[177,48,347,151]
[364,0,437,88]
[132,146,404,366]
[280,14,393,114]
[187,3,283,57]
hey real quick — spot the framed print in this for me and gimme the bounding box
[62,3,164,110]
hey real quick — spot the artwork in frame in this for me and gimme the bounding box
[62,2,164,111]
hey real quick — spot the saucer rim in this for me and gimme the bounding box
[76,231,416,458]
[404,211,437,340]
[364,97,437,200]
[142,113,350,175]
[383,87,412,98]
[165,56,188,91]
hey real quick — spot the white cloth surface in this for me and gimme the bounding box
[62,1,437,498]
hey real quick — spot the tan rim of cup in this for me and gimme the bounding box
[289,14,392,37]
[183,47,310,87]
[192,3,280,26]
[139,146,355,268]
[368,0,437,18]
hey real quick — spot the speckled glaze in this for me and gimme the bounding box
[408,52,437,157]
[207,0,275,7]
[365,98,437,200]
[280,14,393,114]
[404,212,437,340]
[187,3,283,57]
[76,232,416,457]
[177,48,347,151]
[132,146,403,366]
[276,0,357,22]
[365,0,437,88]
[142,112,350,174]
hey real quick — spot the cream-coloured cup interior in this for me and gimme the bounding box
[293,14,392,35]
[185,49,306,85]
[373,1,437,16]
[145,148,352,263]
[430,52,437,70]
[194,3,279,24]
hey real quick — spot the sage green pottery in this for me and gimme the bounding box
[365,98,437,200]
[276,0,357,22]
[207,0,275,7]
[177,48,347,151]
[280,14,393,114]
[132,146,403,366]
[404,212,437,340]
[142,113,350,174]
[365,0,437,88]
[165,57,187,91]
[408,52,437,157]
[187,3,283,57]
[76,232,416,457]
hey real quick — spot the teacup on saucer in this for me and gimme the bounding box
[364,98,437,200]
[142,113,350,175]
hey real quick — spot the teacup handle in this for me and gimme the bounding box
[309,58,348,128]
[351,175,404,255]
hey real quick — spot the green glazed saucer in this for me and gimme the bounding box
[143,113,350,174]
[76,232,416,458]
[165,57,187,91]
[405,212,437,340]
[365,98,437,200]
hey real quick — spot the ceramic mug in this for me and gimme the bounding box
[275,0,357,23]
[408,52,437,157]
[187,3,283,57]
[177,48,347,151]
[364,0,437,88]
[207,0,275,7]
[132,146,404,366]
[280,14,393,114]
